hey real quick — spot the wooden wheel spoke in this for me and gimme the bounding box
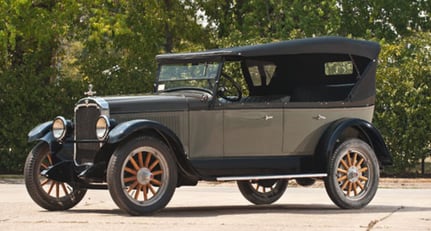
[356,158,365,167]
[138,152,144,168]
[337,168,347,174]
[359,176,368,181]
[60,183,68,195]
[145,152,152,168]
[134,184,142,200]
[152,170,163,176]
[124,167,137,175]
[149,159,160,171]
[40,163,49,170]
[47,154,53,165]
[352,182,358,196]
[47,181,55,195]
[142,184,148,201]
[341,180,349,190]
[150,178,162,186]
[357,181,364,190]
[56,182,60,198]
[124,176,137,183]
[347,182,353,196]
[337,175,347,182]
[340,159,349,169]
[346,152,352,166]
[40,178,50,187]
[352,152,358,166]
[129,156,140,171]
[254,183,259,191]
[359,167,368,173]
[148,184,157,195]
[127,181,139,193]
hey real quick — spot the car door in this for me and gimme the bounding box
[223,106,284,157]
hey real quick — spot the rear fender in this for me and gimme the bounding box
[315,118,392,171]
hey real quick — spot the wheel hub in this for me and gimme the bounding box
[136,168,152,185]
[347,166,360,182]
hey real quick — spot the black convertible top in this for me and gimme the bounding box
[156,37,380,63]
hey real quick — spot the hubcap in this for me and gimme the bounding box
[347,166,360,182]
[136,168,152,185]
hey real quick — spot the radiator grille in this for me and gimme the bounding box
[75,105,101,165]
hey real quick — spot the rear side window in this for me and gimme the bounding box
[324,61,353,76]
[247,61,276,86]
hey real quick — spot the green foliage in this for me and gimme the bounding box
[375,32,431,174]
[0,0,431,175]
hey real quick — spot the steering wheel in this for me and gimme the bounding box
[218,73,242,102]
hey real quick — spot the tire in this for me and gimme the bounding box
[107,136,178,215]
[324,138,379,209]
[23,142,87,211]
[237,179,288,205]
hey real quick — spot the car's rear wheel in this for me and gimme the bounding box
[324,138,379,209]
[107,136,177,215]
[237,179,288,205]
[24,142,87,211]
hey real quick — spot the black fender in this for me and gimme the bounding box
[315,118,393,171]
[107,119,200,181]
[27,120,74,161]
[28,121,53,143]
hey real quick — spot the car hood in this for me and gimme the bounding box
[101,93,201,115]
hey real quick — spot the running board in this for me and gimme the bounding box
[216,173,327,181]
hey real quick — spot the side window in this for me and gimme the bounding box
[248,66,262,86]
[324,61,353,76]
[222,61,249,97]
[246,60,276,87]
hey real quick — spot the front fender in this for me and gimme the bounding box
[28,121,53,143]
[28,121,74,161]
[107,119,200,181]
[315,118,393,171]
[108,119,181,145]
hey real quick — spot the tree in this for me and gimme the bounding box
[375,32,431,174]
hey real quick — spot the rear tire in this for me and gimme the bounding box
[24,142,87,211]
[107,136,177,215]
[237,179,288,205]
[324,138,379,209]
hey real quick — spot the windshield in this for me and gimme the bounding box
[157,62,220,92]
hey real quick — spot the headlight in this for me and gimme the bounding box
[52,116,67,140]
[96,115,110,141]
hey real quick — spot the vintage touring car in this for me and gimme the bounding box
[24,37,392,215]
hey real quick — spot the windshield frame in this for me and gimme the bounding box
[155,60,223,94]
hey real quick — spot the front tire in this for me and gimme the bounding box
[24,142,87,211]
[237,179,288,205]
[324,138,379,209]
[107,136,177,215]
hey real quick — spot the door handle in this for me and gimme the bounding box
[313,114,327,120]
[264,115,274,120]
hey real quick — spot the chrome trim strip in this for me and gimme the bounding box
[216,173,327,181]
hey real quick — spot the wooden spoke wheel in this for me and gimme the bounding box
[237,179,288,205]
[107,136,177,215]
[324,138,379,209]
[24,142,87,211]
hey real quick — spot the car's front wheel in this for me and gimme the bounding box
[324,138,379,209]
[237,179,288,205]
[107,136,177,215]
[24,142,87,211]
